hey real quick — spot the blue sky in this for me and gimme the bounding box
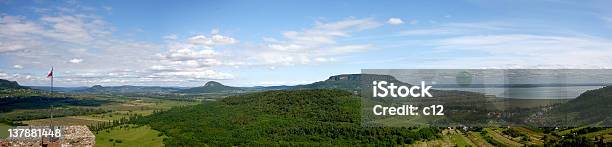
[1,0,612,87]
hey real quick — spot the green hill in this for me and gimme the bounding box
[546,86,612,126]
[136,89,440,146]
[177,81,244,93]
[0,79,28,90]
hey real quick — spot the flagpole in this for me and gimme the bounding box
[48,67,54,126]
[50,72,53,119]
[49,67,53,95]
[51,73,53,94]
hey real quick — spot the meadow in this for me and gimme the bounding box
[95,124,165,147]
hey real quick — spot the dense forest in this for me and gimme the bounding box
[135,89,440,146]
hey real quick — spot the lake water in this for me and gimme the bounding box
[437,86,604,99]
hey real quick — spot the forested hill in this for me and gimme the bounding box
[137,89,440,146]
[0,79,29,90]
[549,85,612,126]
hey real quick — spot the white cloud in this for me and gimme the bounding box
[387,18,404,25]
[39,15,103,43]
[159,48,217,61]
[13,65,23,69]
[188,34,237,47]
[0,4,230,86]
[329,44,371,54]
[238,18,379,66]
[151,32,239,83]
[267,44,302,51]
[262,37,279,42]
[0,72,8,78]
[69,58,83,63]
[155,18,380,69]
[315,18,381,30]
[0,16,44,53]
[314,57,335,62]
[151,68,233,80]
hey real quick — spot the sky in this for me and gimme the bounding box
[1,0,612,87]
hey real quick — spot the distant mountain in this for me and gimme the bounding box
[75,85,185,94]
[0,79,29,90]
[291,74,403,92]
[177,81,245,93]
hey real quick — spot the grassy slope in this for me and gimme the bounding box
[95,124,165,147]
[0,123,11,138]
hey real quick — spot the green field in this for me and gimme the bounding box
[0,123,11,138]
[95,124,165,147]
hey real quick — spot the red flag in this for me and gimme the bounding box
[47,67,53,78]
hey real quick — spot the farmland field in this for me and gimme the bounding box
[95,124,165,147]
